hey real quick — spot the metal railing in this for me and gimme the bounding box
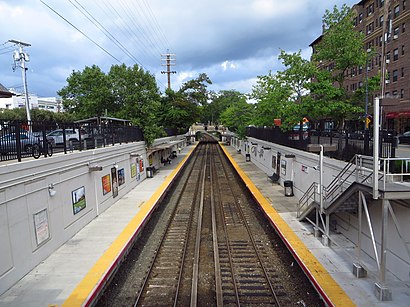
[297,154,410,218]
[0,120,144,162]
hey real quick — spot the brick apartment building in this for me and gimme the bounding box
[311,0,410,133]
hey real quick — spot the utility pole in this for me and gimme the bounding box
[9,39,31,123]
[161,51,176,90]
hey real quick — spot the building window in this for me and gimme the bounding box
[359,81,363,88]
[402,67,405,77]
[385,92,390,97]
[379,15,384,28]
[402,45,405,55]
[393,69,398,82]
[401,89,405,98]
[386,51,391,62]
[367,3,374,16]
[354,16,358,27]
[394,48,399,61]
[403,23,406,32]
[359,13,363,23]
[380,0,385,7]
[394,5,400,18]
[393,90,398,97]
[367,22,374,34]
[394,27,399,38]
[359,66,363,75]
[404,1,407,10]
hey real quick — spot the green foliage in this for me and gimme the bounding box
[312,4,366,89]
[160,88,199,130]
[220,96,254,138]
[58,63,165,147]
[252,73,291,127]
[58,65,114,118]
[203,90,246,125]
[0,108,76,122]
[179,73,212,106]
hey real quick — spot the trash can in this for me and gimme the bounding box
[246,153,251,162]
[284,180,294,197]
[146,167,153,178]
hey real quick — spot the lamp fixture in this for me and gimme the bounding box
[130,152,142,158]
[87,162,103,172]
[48,184,56,197]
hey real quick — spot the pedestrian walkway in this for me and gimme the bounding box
[0,145,194,307]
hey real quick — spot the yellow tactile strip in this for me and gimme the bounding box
[63,145,197,307]
[220,144,355,307]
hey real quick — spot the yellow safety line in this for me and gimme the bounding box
[220,144,355,307]
[63,145,197,306]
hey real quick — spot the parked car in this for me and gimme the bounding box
[46,129,88,145]
[0,132,40,154]
[398,131,410,144]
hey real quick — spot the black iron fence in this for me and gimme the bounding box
[0,120,144,162]
[246,126,397,162]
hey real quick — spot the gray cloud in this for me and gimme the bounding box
[0,0,358,97]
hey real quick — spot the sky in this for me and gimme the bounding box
[0,0,359,98]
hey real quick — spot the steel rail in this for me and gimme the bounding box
[216,145,281,306]
[210,147,224,306]
[133,144,205,307]
[212,145,241,305]
[190,144,209,306]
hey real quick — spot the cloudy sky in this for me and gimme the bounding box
[0,0,358,97]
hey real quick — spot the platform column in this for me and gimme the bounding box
[375,199,392,301]
[353,191,367,278]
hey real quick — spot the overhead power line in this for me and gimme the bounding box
[40,0,122,63]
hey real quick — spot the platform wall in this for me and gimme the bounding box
[0,136,185,295]
[230,137,410,283]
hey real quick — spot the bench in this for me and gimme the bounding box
[267,173,279,183]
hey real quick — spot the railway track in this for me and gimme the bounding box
[97,137,324,306]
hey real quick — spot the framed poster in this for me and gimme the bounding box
[111,167,118,198]
[33,209,50,246]
[72,186,86,215]
[139,158,144,172]
[281,160,287,175]
[130,163,137,178]
[136,158,141,181]
[118,168,125,186]
[102,174,111,195]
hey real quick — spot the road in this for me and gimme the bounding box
[396,144,410,158]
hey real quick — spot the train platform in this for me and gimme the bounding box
[222,144,409,307]
[0,142,407,306]
[0,145,195,307]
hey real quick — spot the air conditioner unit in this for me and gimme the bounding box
[386,59,390,64]
[385,80,390,84]
[393,34,398,39]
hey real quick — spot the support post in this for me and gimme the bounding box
[373,97,380,199]
[375,200,392,301]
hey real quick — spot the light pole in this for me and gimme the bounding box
[9,39,31,123]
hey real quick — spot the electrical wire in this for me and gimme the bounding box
[40,0,122,64]
[67,0,146,68]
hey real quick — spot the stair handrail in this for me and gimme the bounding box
[297,182,318,218]
[324,156,357,205]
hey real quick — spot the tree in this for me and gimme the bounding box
[179,73,212,106]
[160,88,199,131]
[203,90,244,125]
[312,4,366,90]
[58,63,164,146]
[309,4,368,129]
[220,96,254,138]
[58,65,114,118]
[252,73,291,128]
